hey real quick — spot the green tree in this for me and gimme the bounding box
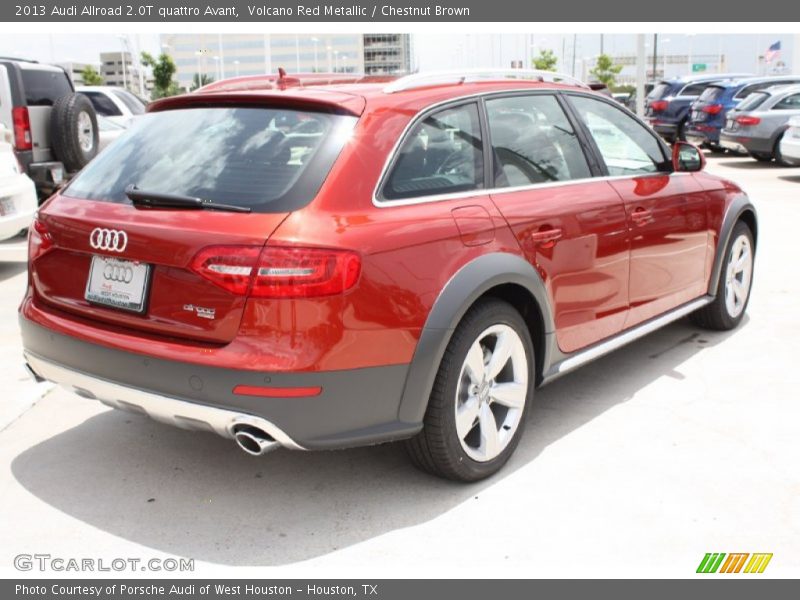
[80,65,104,86]
[189,73,214,92]
[590,54,623,87]
[141,51,178,98]
[532,49,558,71]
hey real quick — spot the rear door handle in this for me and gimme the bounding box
[530,227,563,244]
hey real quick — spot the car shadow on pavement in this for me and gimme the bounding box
[715,159,786,170]
[10,317,744,567]
[778,174,800,183]
[0,262,26,283]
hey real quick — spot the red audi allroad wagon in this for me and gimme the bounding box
[20,70,757,481]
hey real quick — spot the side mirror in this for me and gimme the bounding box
[672,141,705,172]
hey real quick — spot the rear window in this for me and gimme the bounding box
[697,86,724,102]
[81,91,122,116]
[647,82,672,100]
[736,92,769,111]
[65,107,357,213]
[679,82,711,96]
[21,69,72,106]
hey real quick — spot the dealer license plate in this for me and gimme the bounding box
[85,256,150,313]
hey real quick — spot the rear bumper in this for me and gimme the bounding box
[0,174,37,242]
[20,317,421,450]
[720,132,773,155]
[686,125,721,146]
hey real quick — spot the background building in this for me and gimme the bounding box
[56,61,95,86]
[363,34,412,74]
[99,51,142,92]
[160,34,365,90]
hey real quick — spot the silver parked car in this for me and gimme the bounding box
[720,84,800,165]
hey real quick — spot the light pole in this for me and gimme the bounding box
[334,50,340,73]
[234,60,240,77]
[326,45,333,72]
[117,35,128,91]
[341,54,348,73]
[311,37,319,73]
[213,56,220,80]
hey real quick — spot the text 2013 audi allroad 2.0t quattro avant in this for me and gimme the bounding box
[20,69,757,481]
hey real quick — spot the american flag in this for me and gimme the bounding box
[765,41,781,63]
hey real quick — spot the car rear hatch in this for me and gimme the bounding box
[690,84,726,124]
[30,97,360,344]
[18,63,74,162]
[645,81,675,117]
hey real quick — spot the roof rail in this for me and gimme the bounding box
[0,55,39,63]
[383,69,589,93]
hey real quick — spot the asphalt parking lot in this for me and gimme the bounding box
[0,155,798,579]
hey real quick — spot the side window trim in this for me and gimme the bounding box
[561,91,673,177]
[376,98,484,203]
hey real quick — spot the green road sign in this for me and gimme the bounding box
[692,63,707,72]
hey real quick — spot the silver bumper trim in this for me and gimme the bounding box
[24,352,305,450]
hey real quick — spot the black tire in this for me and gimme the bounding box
[677,119,687,142]
[774,133,796,167]
[690,221,754,331]
[708,145,727,154]
[751,152,773,162]
[405,299,535,482]
[49,93,98,172]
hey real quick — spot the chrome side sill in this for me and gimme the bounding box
[23,352,305,450]
[547,296,714,380]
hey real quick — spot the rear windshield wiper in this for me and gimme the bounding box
[125,185,251,213]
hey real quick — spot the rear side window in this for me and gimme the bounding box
[773,93,800,110]
[736,92,769,111]
[111,89,146,115]
[698,86,724,102]
[486,94,591,186]
[647,83,672,100]
[737,80,800,99]
[570,95,667,176]
[680,82,710,96]
[81,91,122,116]
[20,69,72,106]
[65,106,357,213]
[382,103,484,201]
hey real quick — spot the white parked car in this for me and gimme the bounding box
[779,116,800,165]
[97,115,126,152]
[76,86,146,127]
[0,125,37,244]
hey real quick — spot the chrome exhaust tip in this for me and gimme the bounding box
[233,425,280,456]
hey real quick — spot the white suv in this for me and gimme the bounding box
[0,57,99,198]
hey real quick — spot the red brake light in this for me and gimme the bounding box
[702,103,723,115]
[650,100,669,112]
[12,106,32,151]
[735,115,761,126]
[190,245,361,298]
[190,246,261,296]
[29,216,53,260]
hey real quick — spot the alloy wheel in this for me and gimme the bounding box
[454,324,528,462]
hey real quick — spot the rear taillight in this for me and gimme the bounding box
[191,245,361,298]
[12,106,32,151]
[650,100,669,112]
[702,103,723,115]
[29,216,53,260]
[735,115,761,126]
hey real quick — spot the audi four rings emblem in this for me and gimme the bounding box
[103,263,135,284]
[89,228,128,252]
